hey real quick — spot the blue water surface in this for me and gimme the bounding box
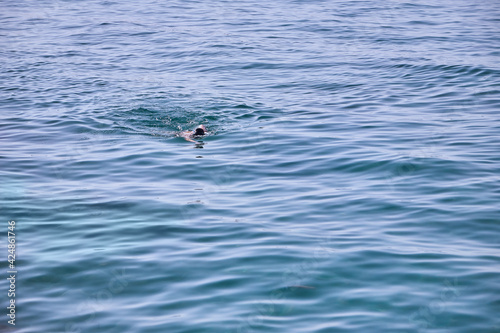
[1,0,500,332]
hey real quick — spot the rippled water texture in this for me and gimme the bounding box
[1,0,500,332]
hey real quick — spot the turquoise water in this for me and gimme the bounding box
[1,1,500,332]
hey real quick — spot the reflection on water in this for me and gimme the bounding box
[193,141,205,149]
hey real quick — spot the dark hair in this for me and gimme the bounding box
[194,128,205,135]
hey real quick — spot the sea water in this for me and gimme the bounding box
[1,1,499,332]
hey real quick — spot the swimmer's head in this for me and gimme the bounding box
[194,125,205,135]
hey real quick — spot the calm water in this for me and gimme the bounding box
[1,1,500,332]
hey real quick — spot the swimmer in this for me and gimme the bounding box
[179,125,206,142]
